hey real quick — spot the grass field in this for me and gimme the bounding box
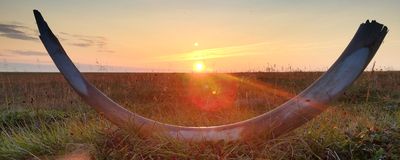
[0,72,399,159]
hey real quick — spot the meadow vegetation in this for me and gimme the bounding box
[0,72,399,159]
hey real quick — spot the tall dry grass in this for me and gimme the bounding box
[0,72,399,159]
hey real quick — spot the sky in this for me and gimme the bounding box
[0,0,399,72]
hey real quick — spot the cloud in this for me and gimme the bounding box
[0,24,38,41]
[153,40,343,63]
[0,22,114,53]
[98,49,114,53]
[71,42,92,47]
[59,32,113,53]
[7,49,47,56]
[154,42,270,62]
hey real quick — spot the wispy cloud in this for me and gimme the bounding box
[0,49,47,57]
[154,42,271,62]
[152,40,343,63]
[59,32,114,53]
[0,22,114,53]
[8,49,47,56]
[0,23,38,41]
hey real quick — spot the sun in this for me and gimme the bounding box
[193,62,205,72]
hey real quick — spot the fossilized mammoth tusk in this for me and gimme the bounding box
[33,10,387,142]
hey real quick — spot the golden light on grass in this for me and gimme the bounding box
[193,62,205,72]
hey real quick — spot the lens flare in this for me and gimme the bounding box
[187,73,238,111]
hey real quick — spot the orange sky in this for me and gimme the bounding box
[0,0,399,72]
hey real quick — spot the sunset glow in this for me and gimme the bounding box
[193,62,205,72]
[0,2,397,158]
[0,1,399,72]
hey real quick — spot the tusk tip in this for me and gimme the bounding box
[33,10,44,24]
[33,9,49,36]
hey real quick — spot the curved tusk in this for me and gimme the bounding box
[33,10,388,142]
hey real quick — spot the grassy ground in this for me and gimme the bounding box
[0,72,399,159]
